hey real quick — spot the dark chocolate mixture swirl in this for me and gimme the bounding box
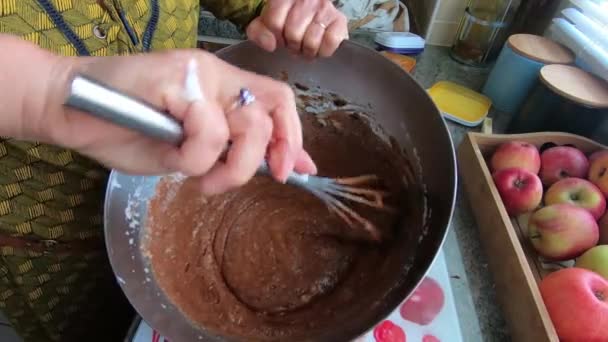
[145,112,417,341]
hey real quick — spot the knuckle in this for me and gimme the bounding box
[279,83,295,100]
[246,20,261,38]
[249,111,272,139]
[228,169,251,188]
[302,44,316,56]
[284,31,299,45]
[319,48,332,58]
[328,31,343,46]
[303,0,320,8]
[263,17,283,33]
[302,36,318,52]
[319,0,332,12]
[240,110,257,129]
[260,116,273,141]
[203,113,229,147]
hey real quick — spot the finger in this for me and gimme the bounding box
[294,149,318,175]
[301,0,337,57]
[302,21,325,58]
[198,104,273,195]
[262,83,303,181]
[319,15,348,57]
[267,139,294,182]
[163,101,229,176]
[283,0,318,52]
[246,18,277,52]
[260,0,294,48]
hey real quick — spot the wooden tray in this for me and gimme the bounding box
[457,131,606,342]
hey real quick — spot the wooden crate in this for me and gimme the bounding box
[457,132,606,342]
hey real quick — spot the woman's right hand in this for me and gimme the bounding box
[41,49,316,195]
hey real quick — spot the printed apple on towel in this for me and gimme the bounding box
[371,276,446,342]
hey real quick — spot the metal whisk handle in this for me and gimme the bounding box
[64,74,277,180]
[65,75,184,145]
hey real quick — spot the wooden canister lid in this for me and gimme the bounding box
[540,64,608,108]
[507,34,575,64]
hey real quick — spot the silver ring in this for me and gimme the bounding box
[238,88,255,107]
[315,21,327,29]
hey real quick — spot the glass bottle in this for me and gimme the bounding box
[450,0,522,66]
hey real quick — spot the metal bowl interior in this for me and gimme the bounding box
[104,41,457,341]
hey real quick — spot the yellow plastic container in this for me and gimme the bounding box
[427,81,492,127]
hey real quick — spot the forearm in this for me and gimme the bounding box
[0,34,73,143]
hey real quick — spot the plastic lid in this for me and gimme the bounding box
[540,64,608,108]
[374,32,425,49]
[507,34,575,64]
[427,81,492,127]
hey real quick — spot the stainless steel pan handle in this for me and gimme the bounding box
[65,75,184,145]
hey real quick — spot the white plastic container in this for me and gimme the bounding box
[374,32,425,55]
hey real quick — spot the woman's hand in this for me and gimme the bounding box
[246,0,349,58]
[40,49,316,195]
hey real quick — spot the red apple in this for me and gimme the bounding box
[528,204,599,261]
[544,178,606,219]
[599,213,608,245]
[400,276,444,326]
[540,268,608,341]
[493,168,543,216]
[373,320,406,342]
[589,149,608,164]
[490,141,541,174]
[588,151,608,196]
[540,146,589,186]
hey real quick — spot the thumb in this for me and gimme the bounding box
[246,18,277,52]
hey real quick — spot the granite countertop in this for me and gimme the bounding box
[337,37,515,342]
[321,30,514,342]
[339,42,515,342]
[199,18,513,342]
[411,46,512,342]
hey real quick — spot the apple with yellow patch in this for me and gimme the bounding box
[490,141,541,174]
[588,150,608,196]
[528,204,599,261]
[576,245,608,280]
[545,178,606,219]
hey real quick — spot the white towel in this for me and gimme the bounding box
[336,0,410,32]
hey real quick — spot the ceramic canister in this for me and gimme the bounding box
[482,34,574,114]
[507,64,608,144]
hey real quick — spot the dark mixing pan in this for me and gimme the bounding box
[104,40,457,341]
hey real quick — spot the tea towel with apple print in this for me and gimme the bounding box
[131,250,463,342]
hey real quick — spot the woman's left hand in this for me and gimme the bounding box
[246,0,349,58]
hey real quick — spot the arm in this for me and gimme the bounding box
[200,0,265,28]
[0,34,69,143]
[0,34,316,193]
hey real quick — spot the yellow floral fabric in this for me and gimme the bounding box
[0,0,262,341]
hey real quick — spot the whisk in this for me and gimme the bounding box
[65,74,390,240]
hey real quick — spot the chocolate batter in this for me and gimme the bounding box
[145,111,419,341]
